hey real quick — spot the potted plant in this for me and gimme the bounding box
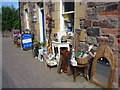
[32,40,40,58]
[40,42,46,47]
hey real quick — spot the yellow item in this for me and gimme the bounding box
[79,29,86,42]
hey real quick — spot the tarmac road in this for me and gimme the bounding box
[2,37,99,88]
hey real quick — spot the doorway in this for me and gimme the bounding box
[38,3,45,43]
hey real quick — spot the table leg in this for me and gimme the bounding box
[57,46,60,64]
[52,43,55,55]
[57,55,63,74]
[67,44,70,51]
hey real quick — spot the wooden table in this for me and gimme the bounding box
[52,41,70,64]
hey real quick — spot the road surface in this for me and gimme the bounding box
[2,37,99,88]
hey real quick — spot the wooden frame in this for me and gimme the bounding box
[90,45,115,88]
[74,30,81,55]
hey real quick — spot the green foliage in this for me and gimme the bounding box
[33,40,38,44]
[32,40,46,48]
[40,42,46,47]
[2,5,20,31]
[32,40,41,48]
[12,19,20,30]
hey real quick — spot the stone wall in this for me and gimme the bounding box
[19,2,39,41]
[44,1,60,41]
[28,2,35,36]
[86,2,120,88]
[19,1,120,88]
[74,1,86,29]
[19,2,25,32]
[51,2,60,34]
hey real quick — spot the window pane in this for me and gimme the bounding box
[64,2,74,12]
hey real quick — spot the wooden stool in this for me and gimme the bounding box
[72,56,89,82]
[73,63,89,82]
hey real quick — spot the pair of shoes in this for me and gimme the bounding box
[35,57,38,59]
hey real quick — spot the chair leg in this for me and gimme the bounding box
[73,67,77,82]
[84,66,89,81]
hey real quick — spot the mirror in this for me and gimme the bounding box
[90,45,115,88]
[94,57,110,86]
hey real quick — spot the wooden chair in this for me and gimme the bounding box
[72,30,90,82]
[73,63,89,82]
[72,57,89,82]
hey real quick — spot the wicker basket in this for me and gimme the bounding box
[76,56,89,65]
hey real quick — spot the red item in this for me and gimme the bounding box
[60,50,71,73]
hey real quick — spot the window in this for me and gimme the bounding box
[37,2,43,8]
[61,1,74,32]
[64,2,74,12]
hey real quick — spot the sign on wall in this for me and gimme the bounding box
[21,34,32,49]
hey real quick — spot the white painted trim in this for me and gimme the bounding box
[40,7,44,10]
[60,0,64,31]
[38,7,44,43]
[25,10,29,29]
[62,11,74,14]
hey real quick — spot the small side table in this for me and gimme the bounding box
[52,41,70,64]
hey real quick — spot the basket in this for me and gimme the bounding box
[76,56,89,65]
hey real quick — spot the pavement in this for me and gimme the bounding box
[2,37,100,88]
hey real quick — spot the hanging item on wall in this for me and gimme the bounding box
[48,24,55,28]
[46,16,50,20]
[48,19,55,28]
[52,24,55,28]
[51,3,55,12]
[47,2,55,12]
[46,14,51,20]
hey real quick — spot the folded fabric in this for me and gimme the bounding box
[70,58,77,66]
